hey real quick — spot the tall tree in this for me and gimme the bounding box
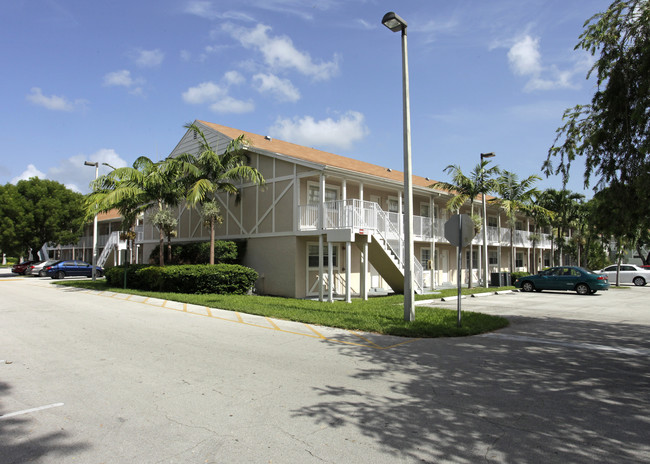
[0,179,85,258]
[174,123,265,265]
[88,156,185,266]
[431,160,499,288]
[590,180,648,282]
[538,189,585,266]
[491,171,541,276]
[545,0,650,189]
[524,193,554,274]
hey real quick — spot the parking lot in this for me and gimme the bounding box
[1,272,649,463]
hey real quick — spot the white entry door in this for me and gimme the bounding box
[441,249,449,284]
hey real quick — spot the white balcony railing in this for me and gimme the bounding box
[299,200,434,240]
[299,201,552,250]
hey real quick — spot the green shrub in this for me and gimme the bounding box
[511,271,530,284]
[109,263,258,294]
[105,264,152,288]
[148,240,240,264]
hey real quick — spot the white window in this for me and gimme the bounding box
[308,244,338,268]
[488,216,498,228]
[489,251,498,265]
[308,184,338,205]
[387,196,399,213]
[465,250,478,269]
[516,252,524,268]
[421,248,431,270]
[419,203,430,218]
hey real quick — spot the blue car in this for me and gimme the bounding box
[514,266,609,295]
[45,260,104,279]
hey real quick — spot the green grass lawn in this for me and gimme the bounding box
[56,280,511,338]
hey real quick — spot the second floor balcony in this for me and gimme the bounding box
[298,199,552,249]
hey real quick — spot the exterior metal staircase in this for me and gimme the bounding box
[97,231,121,267]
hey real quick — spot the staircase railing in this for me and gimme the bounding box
[97,231,120,267]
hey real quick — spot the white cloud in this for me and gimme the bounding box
[508,35,542,76]
[224,23,340,80]
[12,150,129,193]
[182,74,254,113]
[253,73,300,102]
[224,70,245,85]
[104,70,136,87]
[103,70,145,95]
[182,81,225,104]
[180,50,192,61]
[184,1,254,22]
[11,164,46,183]
[209,96,255,114]
[131,48,164,67]
[506,35,590,92]
[55,149,129,193]
[268,111,369,150]
[26,87,86,112]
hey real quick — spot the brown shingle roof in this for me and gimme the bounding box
[197,120,439,190]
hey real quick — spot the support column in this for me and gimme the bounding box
[398,191,403,261]
[361,240,368,300]
[497,214,502,286]
[328,241,334,303]
[345,241,352,303]
[318,234,324,302]
[430,196,436,290]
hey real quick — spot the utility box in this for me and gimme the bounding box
[490,272,511,287]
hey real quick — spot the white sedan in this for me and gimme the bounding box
[598,264,650,286]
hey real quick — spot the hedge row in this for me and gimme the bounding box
[148,240,243,265]
[106,264,258,295]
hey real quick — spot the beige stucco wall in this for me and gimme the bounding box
[244,236,298,297]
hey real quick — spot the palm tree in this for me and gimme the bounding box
[525,192,554,274]
[491,171,541,276]
[539,189,585,266]
[431,160,499,288]
[174,123,265,265]
[88,156,185,266]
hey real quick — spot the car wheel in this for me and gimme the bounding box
[97,270,103,278]
[57,271,66,279]
[576,283,590,295]
[633,276,646,286]
[521,281,534,292]
[39,270,46,277]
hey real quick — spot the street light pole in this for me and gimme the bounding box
[84,161,99,281]
[480,152,495,288]
[382,11,414,322]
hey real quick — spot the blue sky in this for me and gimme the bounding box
[1,0,613,196]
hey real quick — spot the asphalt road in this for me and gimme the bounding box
[1,271,649,463]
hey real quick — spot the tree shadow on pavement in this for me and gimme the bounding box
[293,318,650,463]
[0,381,90,464]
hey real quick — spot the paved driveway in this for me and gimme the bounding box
[1,273,649,463]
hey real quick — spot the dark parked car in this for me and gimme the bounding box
[514,266,609,295]
[44,260,104,279]
[11,260,40,275]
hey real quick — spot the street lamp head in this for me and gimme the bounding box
[382,11,407,32]
[480,152,496,159]
[84,161,98,167]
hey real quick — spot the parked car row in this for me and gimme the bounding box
[598,264,650,287]
[514,264,650,295]
[11,260,104,279]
